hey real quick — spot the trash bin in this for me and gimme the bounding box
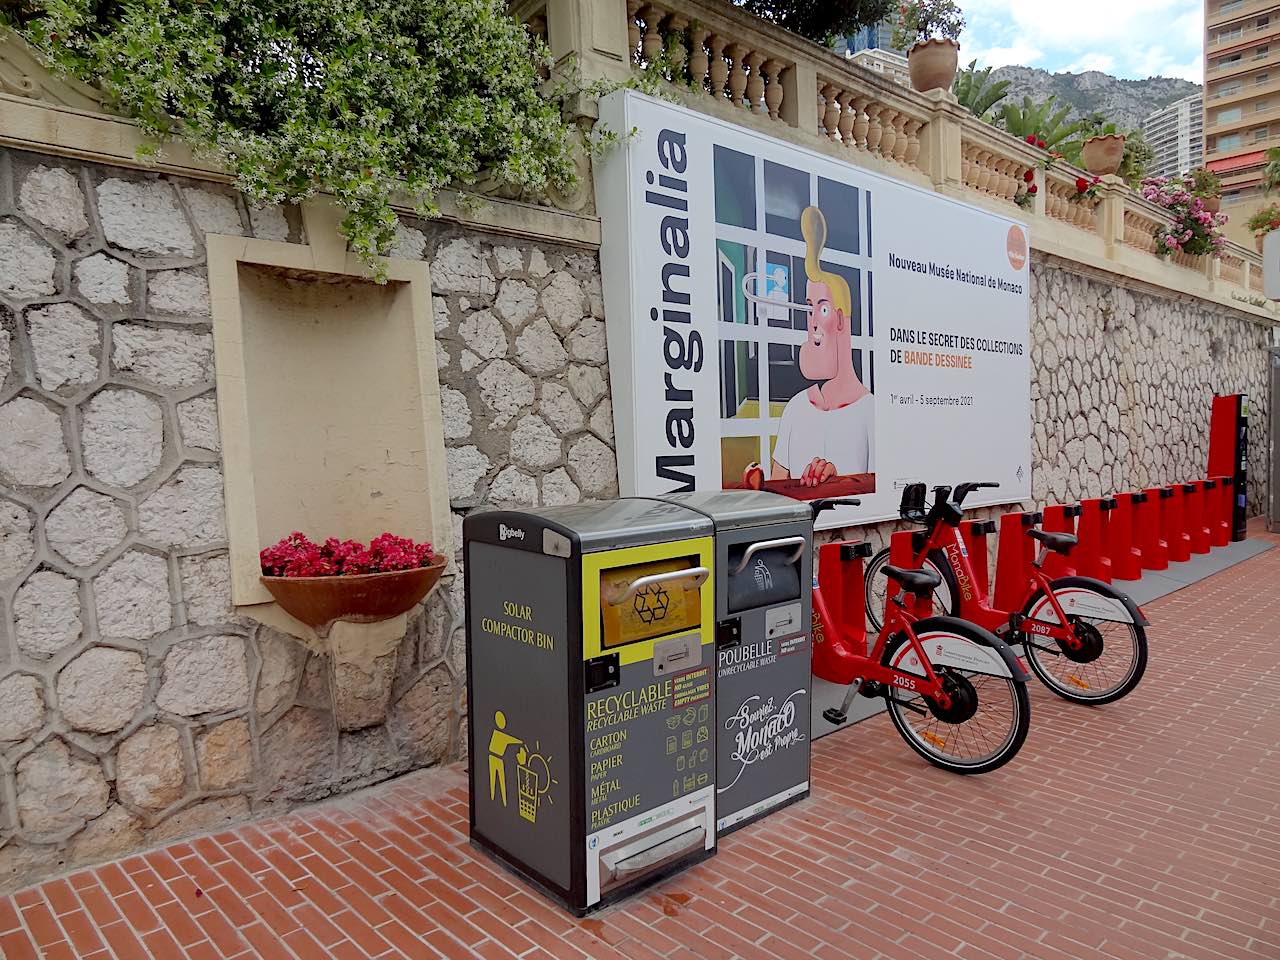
[662,491,813,835]
[464,500,717,915]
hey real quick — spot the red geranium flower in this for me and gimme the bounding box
[261,532,439,577]
[1036,139,1047,149]
[1028,184,1038,195]
[1025,134,1036,144]
[1076,177,1089,193]
[1023,168,1035,183]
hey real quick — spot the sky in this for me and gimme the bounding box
[957,0,1205,83]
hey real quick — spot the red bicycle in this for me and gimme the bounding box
[864,483,1149,705]
[809,498,1031,774]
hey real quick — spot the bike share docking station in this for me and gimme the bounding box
[464,492,815,912]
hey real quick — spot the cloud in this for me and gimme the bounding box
[959,0,1204,80]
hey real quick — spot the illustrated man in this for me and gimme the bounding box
[488,711,523,806]
[750,205,875,487]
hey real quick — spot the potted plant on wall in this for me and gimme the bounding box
[1139,175,1228,259]
[1246,203,1280,253]
[892,1,966,94]
[1190,167,1223,213]
[260,532,446,629]
[1079,119,1126,177]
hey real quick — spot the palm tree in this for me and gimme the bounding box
[997,95,1082,151]
[952,60,1011,121]
[1263,147,1280,194]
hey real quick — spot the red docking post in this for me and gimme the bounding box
[993,510,1041,613]
[959,519,996,599]
[1040,503,1080,579]
[811,540,871,684]
[1164,485,1192,563]
[1183,482,1212,555]
[888,530,933,618]
[1107,493,1144,581]
[1138,487,1170,571]
[1074,498,1116,582]
[1209,477,1232,548]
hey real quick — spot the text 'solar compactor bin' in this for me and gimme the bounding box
[464,501,716,915]
[663,491,813,834]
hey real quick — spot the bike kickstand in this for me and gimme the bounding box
[822,678,865,726]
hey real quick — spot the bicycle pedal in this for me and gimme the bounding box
[822,708,848,726]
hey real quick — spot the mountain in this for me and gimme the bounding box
[988,66,1201,130]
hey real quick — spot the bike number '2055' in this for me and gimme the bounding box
[891,632,1013,679]
[1028,588,1135,625]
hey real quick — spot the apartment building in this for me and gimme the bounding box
[1204,0,1280,245]
[1144,93,1205,178]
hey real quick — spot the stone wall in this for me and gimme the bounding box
[0,144,1272,892]
[0,147,615,892]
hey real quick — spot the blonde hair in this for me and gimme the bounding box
[800,205,852,318]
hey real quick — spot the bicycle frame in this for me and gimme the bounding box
[812,568,956,710]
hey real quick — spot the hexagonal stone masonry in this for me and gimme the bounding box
[45,487,128,568]
[182,187,244,237]
[0,325,10,387]
[68,804,143,863]
[0,499,36,582]
[567,317,607,363]
[15,739,109,834]
[510,414,561,470]
[494,279,537,326]
[390,224,426,260]
[249,205,290,242]
[568,434,618,497]
[14,570,82,660]
[115,724,186,813]
[95,179,196,257]
[439,386,472,442]
[457,310,507,370]
[111,323,213,388]
[255,628,305,715]
[539,381,585,435]
[156,634,248,716]
[0,674,45,742]
[476,359,534,428]
[0,219,56,300]
[515,319,568,376]
[18,166,89,239]
[74,253,131,306]
[138,466,227,547]
[177,395,220,452]
[80,388,163,488]
[568,364,607,407]
[26,302,101,391]
[93,550,172,641]
[542,271,586,334]
[431,238,494,296]
[446,446,491,502]
[57,647,147,733]
[148,270,210,317]
[0,397,70,488]
[541,467,581,506]
[178,553,238,627]
[488,466,537,506]
[196,718,251,790]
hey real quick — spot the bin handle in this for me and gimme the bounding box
[602,566,710,606]
[732,536,807,576]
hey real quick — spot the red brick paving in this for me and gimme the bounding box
[2,532,1279,959]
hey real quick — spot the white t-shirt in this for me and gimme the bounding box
[772,392,875,475]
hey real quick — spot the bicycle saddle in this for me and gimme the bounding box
[880,564,941,597]
[1027,529,1078,554]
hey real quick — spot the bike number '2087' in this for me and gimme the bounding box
[1028,588,1135,625]
[891,632,1013,679]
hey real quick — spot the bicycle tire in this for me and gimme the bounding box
[1019,583,1148,705]
[883,618,1030,775]
[864,547,957,634]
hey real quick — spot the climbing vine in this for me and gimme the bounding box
[12,0,577,276]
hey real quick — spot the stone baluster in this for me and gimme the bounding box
[763,59,785,120]
[727,44,750,107]
[816,82,826,136]
[892,114,910,163]
[878,108,898,159]
[837,91,856,147]
[996,159,1015,200]
[961,145,975,187]
[627,1,643,63]
[640,5,663,64]
[865,103,884,153]
[974,151,992,193]
[708,35,729,100]
[688,27,710,94]
[904,119,922,168]
[852,97,869,149]
[742,52,764,112]
[821,84,841,142]
[666,15,689,81]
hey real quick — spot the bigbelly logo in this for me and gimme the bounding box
[945,543,973,602]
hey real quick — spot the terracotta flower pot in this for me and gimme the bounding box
[1081,134,1125,176]
[1201,195,1221,214]
[907,38,960,93]
[261,558,446,628]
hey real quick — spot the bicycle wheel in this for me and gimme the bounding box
[864,548,957,634]
[883,620,1030,775]
[1022,586,1148,705]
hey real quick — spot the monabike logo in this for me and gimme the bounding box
[945,543,973,601]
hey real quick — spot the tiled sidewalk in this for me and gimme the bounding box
[2,535,1278,959]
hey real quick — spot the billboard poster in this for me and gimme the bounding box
[594,90,1032,528]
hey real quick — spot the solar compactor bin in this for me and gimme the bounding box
[464,500,717,915]
[662,491,813,834]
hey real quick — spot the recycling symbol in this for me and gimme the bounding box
[633,585,671,623]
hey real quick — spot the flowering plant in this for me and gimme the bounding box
[891,0,965,49]
[1014,167,1038,209]
[1245,203,1280,237]
[1072,175,1102,203]
[1140,175,1228,258]
[261,532,440,578]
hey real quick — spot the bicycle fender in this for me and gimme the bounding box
[1028,576,1149,627]
[890,617,1025,681]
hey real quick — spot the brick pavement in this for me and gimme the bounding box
[1,532,1278,959]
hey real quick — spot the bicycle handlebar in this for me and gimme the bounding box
[953,481,1001,505]
[811,497,861,522]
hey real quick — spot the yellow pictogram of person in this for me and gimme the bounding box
[488,710,524,807]
[744,205,875,488]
